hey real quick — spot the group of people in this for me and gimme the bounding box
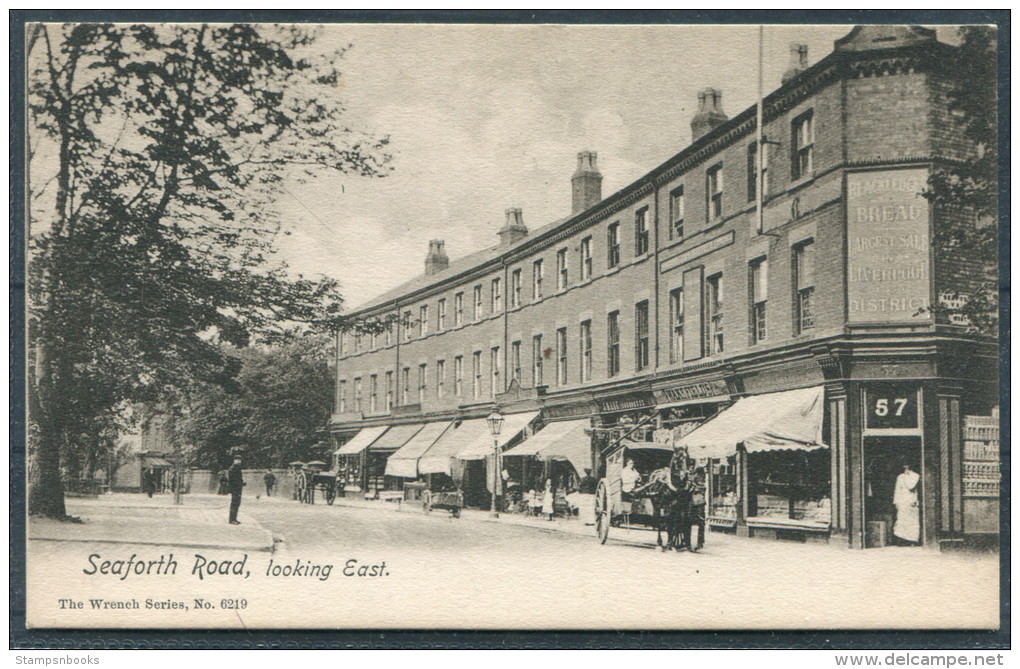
[505,468,598,521]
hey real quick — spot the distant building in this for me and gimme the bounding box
[330,26,998,549]
[110,410,176,493]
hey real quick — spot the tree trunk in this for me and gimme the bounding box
[27,338,67,518]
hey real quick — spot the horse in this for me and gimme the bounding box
[633,452,693,552]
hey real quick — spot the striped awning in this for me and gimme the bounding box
[456,411,540,460]
[503,419,592,475]
[676,386,827,458]
[334,426,389,456]
[417,419,489,476]
[385,421,454,478]
[368,423,425,453]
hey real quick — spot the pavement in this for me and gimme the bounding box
[28,493,275,552]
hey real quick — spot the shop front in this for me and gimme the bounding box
[417,418,489,505]
[332,425,388,494]
[677,386,832,542]
[364,423,425,496]
[502,418,593,517]
[455,411,539,509]
[385,420,455,501]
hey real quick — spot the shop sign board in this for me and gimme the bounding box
[657,379,729,404]
[597,393,656,413]
[864,382,920,431]
[847,168,931,323]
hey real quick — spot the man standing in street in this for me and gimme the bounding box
[263,470,276,497]
[228,456,245,525]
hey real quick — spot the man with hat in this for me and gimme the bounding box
[227,455,246,525]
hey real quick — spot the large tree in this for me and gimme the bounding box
[27,23,389,517]
[171,336,334,472]
[925,25,999,335]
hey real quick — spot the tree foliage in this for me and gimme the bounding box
[170,336,334,472]
[27,23,390,517]
[924,25,999,336]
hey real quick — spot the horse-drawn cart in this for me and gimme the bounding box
[594,440,678,545]
[296,462,343,505]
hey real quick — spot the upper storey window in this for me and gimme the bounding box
[607,222,621,268]
[670,187,685,240]
[634,208,649,256]
[556,248,569,290]
[749,257,768,344]
[419,304,429,337]
[473,284,483,320]
[706,273,724,355]
[437,298,447,330]
[793,240,816,334]
[792,111,814,180]
[747,141,770,202]
[510,269,522,308]
[706,163,724,222]
[454,292,464,326]
[491,277,502,313]
[580,236,593,280]
[533,259,544,300]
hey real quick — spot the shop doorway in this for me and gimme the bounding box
[863,436,923,547]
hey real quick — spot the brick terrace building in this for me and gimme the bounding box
[329,25,998,550]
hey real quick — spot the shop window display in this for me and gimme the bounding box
[748,449,830,522]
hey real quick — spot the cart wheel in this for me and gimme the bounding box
[325,482,336,505]
[423,491,432,513]
[452,508,460,518]
[595,480,610,544]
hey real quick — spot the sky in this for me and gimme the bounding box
[273,24,956,310]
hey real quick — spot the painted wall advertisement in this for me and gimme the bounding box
[847,168,931,323]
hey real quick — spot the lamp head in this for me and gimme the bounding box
[486,409,505,436]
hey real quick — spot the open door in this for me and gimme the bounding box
[863,436,922,547]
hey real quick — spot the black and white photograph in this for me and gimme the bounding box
[14,13,1005,644]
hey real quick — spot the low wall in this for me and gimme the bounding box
[189,468,297,498]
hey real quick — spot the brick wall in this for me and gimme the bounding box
[846,72,930,163]
[334,47,987,424]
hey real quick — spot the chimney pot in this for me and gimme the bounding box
[690,88,728,142]
[782,44,809,84]
[571,150,603,214]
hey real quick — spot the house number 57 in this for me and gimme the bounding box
[875,398,908,417]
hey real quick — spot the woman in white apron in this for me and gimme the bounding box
[893,463,921,545]
[542,478,555,521]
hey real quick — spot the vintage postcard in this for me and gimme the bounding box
[21,19,1002,633]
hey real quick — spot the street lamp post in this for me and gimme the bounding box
[486,409,505,518]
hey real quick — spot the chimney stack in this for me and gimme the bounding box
[571,151,603,215]
[424,239,449,276]
[782,44,809,84]
[498,207,529,246]
[690,88,728,142]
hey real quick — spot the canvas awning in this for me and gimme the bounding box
[456,411,540,460]
[334,426,389,456]
[385,421,454,478]
[503,419,592,476]
[418,419,489,476]
[675,386,827,459]
[141,456,172,468]
[368,423,425,454]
